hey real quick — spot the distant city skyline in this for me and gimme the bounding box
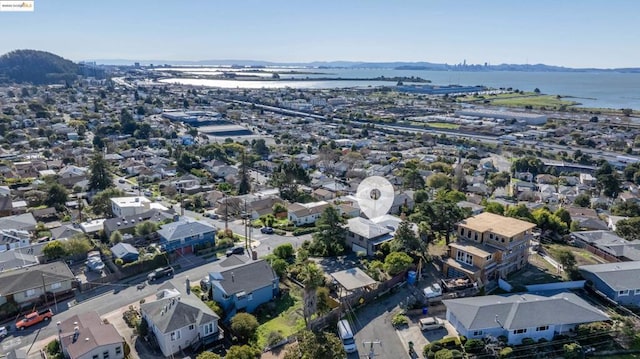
[0,0,638,68]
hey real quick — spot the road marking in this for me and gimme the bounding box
[2,337,22,350]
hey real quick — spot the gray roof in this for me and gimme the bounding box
[347,217,392,239]
[157,218,216,242]
[572,231,640,261]
[0,213,36,231]
[0,261,74,295]
[209,255,277,296]
[141,283,218,334]
[444,292,609,330]
[110,242,138,259]
[50,225,83,240]
[103,208,175,235]
[331,267,376,291]
[579,261,640,291]
[0,250,38,271]
[59,311,122,359]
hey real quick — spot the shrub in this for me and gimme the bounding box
[293,227,318,236]
[230,313,259,343]
[216,238,234,249]
[205,301,224,319]
[464,338,485,353]
[499,347,513,358]
[450,349,463,359]
[137,318,149,337]
[391,313,409,327]
[434,349,453,359]
[273,243,294,260]
[520,337,535,346]
[123,306,140,328]
[115,258,124,266]
[267,330,285,347]
[271,258,288,278]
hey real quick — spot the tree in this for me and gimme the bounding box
[283,330,346,359]
[88,152,112,192]
[230,313,259,343]
[563,343,582,359]
[252,138,270,158]
[573,193,591,208]
[46,182,68,210]
[511,157,544,177]
[485,202,505,215]
[616,217,640,241]
[238,151,251,195]
[488,171,511,189]
[270,162,310,201]
[557,249,577,271]
[224,345,260,359]
[63,235,92,256]
[403,169,425,190]
[595,162,620,198]
[384,251,413,275]
[427,173,451,189]
[196,352,221,359]
[505,204,534,222]
[110,230,123,244]
[532,207,567,234]
[316,287,332,315]
[554,207,572,229]
[299,262,325,328]
[390,221,421,254]
[612,201,640,217]
[91,188,124,217]
[271,258,288,278]
[309,206,346,256]
[135,221,158,237]
[42,241,67,259]
[273,243,295,260]
[534,88,541,94]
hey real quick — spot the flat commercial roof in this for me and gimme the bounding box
[331,267,376,291]
[458,212,536,238]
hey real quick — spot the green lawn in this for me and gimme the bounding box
[255,283,305,349]
[490,95,579,108]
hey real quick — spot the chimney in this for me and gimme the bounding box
[231,272,235,282]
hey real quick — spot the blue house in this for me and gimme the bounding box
[111,242,139,263]
[208,255,279,318]
[579,261,640,307]
[157,218,216,255]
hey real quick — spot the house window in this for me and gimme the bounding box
[635,289,640,295]
[473,330,483,336]
[536,325,549,332]
[474,234,478,241]
[93,356,99,359]
[204,322,214,335]
[513,329,527,334]
[51,282,62,290]
[501,238,505,243]
[486,254,492,261]
[103,351,109,359]
[189,324,195,330]
[248,293,253,301]
[619,290,630,296]
[115,346,122,355]
[26,289,36,297]
[171,330,181,341]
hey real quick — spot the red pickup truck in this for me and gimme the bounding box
[16,309,53,330]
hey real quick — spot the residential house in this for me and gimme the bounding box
[58,311,124,359]
[566,206,608,231]
[103,209,175,237]
[312,188,335,201]
[457,201,484,216]
[157,218,216,255]
[208,255,279,316]
[0,194,12,217]
[0,213,37,232]
[50,224,83,241]
[110,197,168,218]
[141,283,221,357]
[287,201,331,226]
[0,249,38,271]
[571,231,640,262]
[344,217,393,256]
[0,230,31,252]
[579,261,640,307]
[443,212,536,284]
[444,292,609,345]
[110,242,139,263]
[0,261,74,307]
[391,191,415,215]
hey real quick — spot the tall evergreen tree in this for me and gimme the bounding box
[88,152,112,192]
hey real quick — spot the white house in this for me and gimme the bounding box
[444,292,609,345]
[110,196,168,218]
[141,283,221,357]
[287,201,331,226]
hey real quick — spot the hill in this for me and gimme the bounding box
[0,49,79,84]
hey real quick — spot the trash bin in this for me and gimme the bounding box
[422,307,428,315]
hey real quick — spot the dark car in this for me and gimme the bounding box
[261,227,274,234]
[226,247,245,257]
[147,266,174,281]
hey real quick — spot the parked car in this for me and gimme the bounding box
[86,251,105,272]
[0,326,7,339]
[147,266,174,281]
[261,227,274,234]
[118,178,125,184]
[15,309,53,330]
[423,282,443,303]
[226,247,245,257]
[419,317,444,331]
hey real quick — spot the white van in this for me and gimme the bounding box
[337,319,357,353]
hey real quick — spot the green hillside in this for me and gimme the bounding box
[0,49,79,85]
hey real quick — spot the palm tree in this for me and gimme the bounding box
[299,263,325,328]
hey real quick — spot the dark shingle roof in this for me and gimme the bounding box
[0,261,74,295]
[209,255,277,296]
[141,283,218,334]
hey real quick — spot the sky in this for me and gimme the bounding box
[0,0,638,68]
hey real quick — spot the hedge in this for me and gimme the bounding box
[293,227,318,236]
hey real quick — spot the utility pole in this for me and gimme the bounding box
[41,273,49,308]
[224,194,228,231]
[244,200,248,252]
[362,340,382,359]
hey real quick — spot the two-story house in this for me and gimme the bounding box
[208,255,279,317]
[344,217,393,256]
[157,218,216,255]
[579,261,640,307]
[443,212,536,285]
[444,292,609,345]
[141,283,221,357]
[0,261,75,307]
[59,312,124,359]
[110,197,168,218]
